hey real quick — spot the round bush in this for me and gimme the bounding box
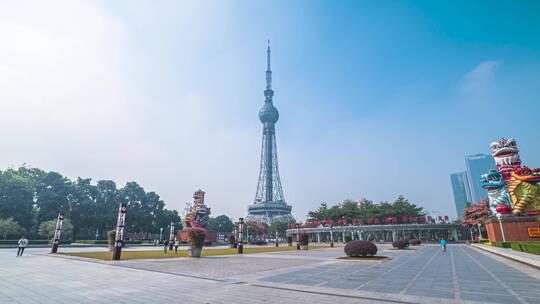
[392,240,409,249]
[409,239,421,246]
[298,233,309,246]
[344,240,377,257]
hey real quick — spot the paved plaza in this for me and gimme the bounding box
[1,244,539,304]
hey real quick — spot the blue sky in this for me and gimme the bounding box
[1,1,539,220]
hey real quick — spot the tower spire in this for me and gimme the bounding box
[265,40,272,92]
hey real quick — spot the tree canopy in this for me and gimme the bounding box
[0,166,180,240]
[207,215,235,232]
[307,196,425,223]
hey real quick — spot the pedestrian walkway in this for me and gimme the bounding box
[1,244,539,303]
[473,243,540,269]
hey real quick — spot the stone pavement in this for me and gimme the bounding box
[1,244,539,304]
[472,243,540,269]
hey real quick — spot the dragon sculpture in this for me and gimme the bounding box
[184,189,211,228]
[490,138,521,182]
[507,167,540,215]
[480,169,512,214]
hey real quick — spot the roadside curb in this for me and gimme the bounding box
[471,244,540,269]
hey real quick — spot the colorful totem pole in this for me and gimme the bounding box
[178,190,217,242]
[482,138,540,242]
[484,138,540,216]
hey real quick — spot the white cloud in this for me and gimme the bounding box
[457,60,501,99]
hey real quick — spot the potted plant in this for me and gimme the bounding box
[188,228,206,258]
[228,235,236,248]
[298,233,309,250]
[107,230,116,252]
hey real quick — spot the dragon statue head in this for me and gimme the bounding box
[480,169,512,214]
[490,138,521,181]
[508,167,540,215]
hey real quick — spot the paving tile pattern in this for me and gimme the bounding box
[259,245,540,304]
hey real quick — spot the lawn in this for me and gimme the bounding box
[59,245,331,261]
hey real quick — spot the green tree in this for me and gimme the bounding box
[208,215,235,232]
[0,169,36,231]
[0,217,24,240]
[38,218,73,240]
[268,221,290,239]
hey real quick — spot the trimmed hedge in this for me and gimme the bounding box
[0,240,71,245]
[392,240,409,249]
[511,242,540,255]
[344,240,377,257]
[409,239,421,246]
[74,240,143,245]
[491,242,511,248]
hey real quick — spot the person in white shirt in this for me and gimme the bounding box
[17,236,28,257]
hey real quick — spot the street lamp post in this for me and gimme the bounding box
[51,212,64,254]
[330,226,334,248]
[496,214,506,242]
[159,227,163,243]
[275,229,279,247]
[169,221,175,250]
[296,223,301,250]
[237,218,244,254]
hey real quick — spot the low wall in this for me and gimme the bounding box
[486,216,540,242]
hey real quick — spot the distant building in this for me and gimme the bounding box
[465,153,496,203]
[450,171,472,218]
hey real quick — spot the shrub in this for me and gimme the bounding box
[409,239,421,246]
[492,242,511,248]
[344,235,352,243]
[344,240,378,257]
[298,233,309,246]
[511,242,540,255]
[249,240,267,245]
[228,235,235,245]
[188,228,206,248]
[392,240,409,249]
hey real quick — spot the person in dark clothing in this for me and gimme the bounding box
[163,239,169,253]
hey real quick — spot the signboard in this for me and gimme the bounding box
[527,227,540,237]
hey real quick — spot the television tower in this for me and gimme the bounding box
[246,41,294,224]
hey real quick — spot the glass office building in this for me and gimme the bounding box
[450,171,472,218]
[465,154,496,204]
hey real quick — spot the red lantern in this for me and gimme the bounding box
[444,216,449,221]
[374,218,380,224]
[290,223,295,229]
[368,218,373,225]
[342,218,348,225]
[409,216,414,223]
[358,218,363,225]
[402,215,408,223]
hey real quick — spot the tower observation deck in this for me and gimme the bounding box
[246,42,295,224]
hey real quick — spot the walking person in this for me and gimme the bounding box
[174,239,179,254]
[17,236,28,257]
[163,239,169,253]
[440,238,447,253]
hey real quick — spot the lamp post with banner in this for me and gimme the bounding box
[237,218,244,254]
[169,221,175,250]
[51,212,64,254]
[112,203,127,260]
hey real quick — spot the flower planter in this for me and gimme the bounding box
[188,246,202,258]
